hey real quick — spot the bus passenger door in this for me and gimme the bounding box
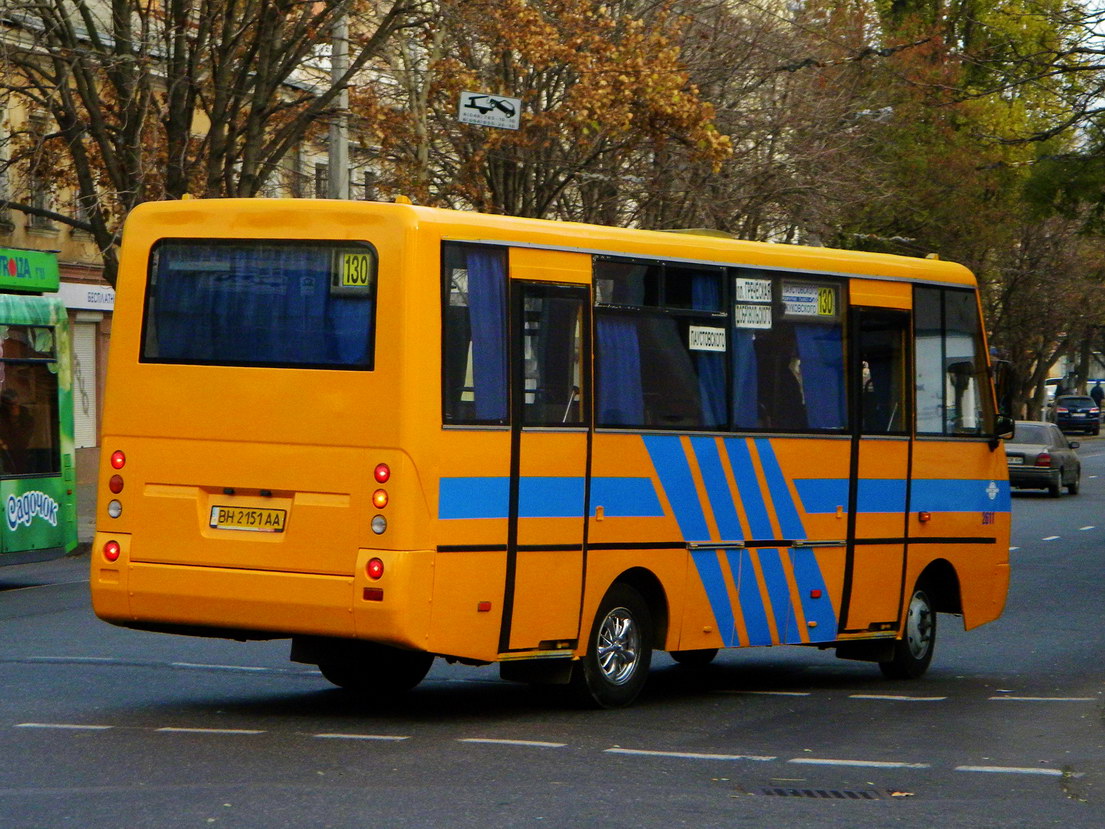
[502,282,590,652]
[843,307,912,634]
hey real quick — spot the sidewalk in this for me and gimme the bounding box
[75,446,98,547]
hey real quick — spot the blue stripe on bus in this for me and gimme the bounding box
[910,479,1011,513]
[757,548,793,643]
[790,547,837,642]
[734,549,773,646]
[690,437,743,541]
[438,476,662,520]
[590,477,665,518]
[643,436,711,540]
[439,477,511,519]
[754,438,805,539]
[692,549,737,647]
[795,478,1010,515]
[723,438,774,539]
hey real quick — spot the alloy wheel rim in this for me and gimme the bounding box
[596,607,640,685]
[905,591,933,660]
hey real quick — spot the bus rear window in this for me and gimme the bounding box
[142,240,377,369]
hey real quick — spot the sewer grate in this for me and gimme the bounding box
[763,788,883,799]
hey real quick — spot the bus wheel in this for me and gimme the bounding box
[571,583,653,708]
[879,587,936,680]
[670,648,718,667]
[317,642,434,697]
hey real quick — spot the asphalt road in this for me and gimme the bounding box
[2,444,1104,828]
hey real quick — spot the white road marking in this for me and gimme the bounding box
[789,757,930,769]
[170,662,270,673]
[1042,536,1061,541]
[155,727,265,735]
[989,696,1097,702]
[956,765,1080,777]
[1079,526,1095,531]
[718,690,811,697]
[460,738,566,748]
[315,733,410,741]
[15,722,113,730]
[605,748,775,762]
[1009,546,1020,551]
[849,694,947,701]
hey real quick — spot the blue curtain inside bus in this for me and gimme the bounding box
[152,244,374,368]
[597,316,645,424]
[465,249,508,421]
[692,274,726,428]
[731,330,759,428]
[794,323,846,429]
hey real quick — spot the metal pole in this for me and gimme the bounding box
[328,8,350,199]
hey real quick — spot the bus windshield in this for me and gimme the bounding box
[142,239,378,370]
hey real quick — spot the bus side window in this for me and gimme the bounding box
[914,286,994,436]
[442,243,509,425]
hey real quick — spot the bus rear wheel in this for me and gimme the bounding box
[879,587,936,680]
[317,641,434,698]
[571,583,653,708]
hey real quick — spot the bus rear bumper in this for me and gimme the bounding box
[90,533,434,648]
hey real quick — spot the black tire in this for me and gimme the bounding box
[571,583,653,708]
[1047,470,1062,498]
[670,648,719,667]
[879,587,936,680]
[1067,472,1081,495]
[317,641,434,698]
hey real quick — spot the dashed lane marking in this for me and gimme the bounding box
[605,748,776,762]
[849,694,947,701]
[12,725,1086,778]
[956,765,1082,777]
[459,738,566,748]
[1042,536,1061,541]
[155,727,265,735]
[989,696,1097,702]
[1079,526,1095,531]
[788,758,931,770]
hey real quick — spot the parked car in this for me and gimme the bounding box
[1050,394,1100,435]
[1006,420,1081,496]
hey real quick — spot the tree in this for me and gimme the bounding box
[0,0,425,285]
[354,0,730,221]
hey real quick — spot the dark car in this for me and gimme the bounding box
[1050,394,1100,435]
[1006,420,1081,496]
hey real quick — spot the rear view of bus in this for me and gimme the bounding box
[92,199,437,692]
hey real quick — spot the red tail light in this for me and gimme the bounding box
[108,475,124,494]
[366,557,384,580]
[110,450,126,469]
[103,540,121,562]
[1036,452,1052,467]
[374,463,390,483]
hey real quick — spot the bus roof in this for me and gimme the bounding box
[124,198,977,288]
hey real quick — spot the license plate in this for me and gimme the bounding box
[1007,457,1023,465]
[209,506,287,532]
[1072,413,1085,418]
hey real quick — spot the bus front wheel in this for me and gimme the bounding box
[879,587,936,680]
[317,641,434,697]
[571,583,653,708]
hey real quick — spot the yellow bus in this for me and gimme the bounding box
[91,199,1012,707]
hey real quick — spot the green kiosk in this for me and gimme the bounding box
[0,246,77,565]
